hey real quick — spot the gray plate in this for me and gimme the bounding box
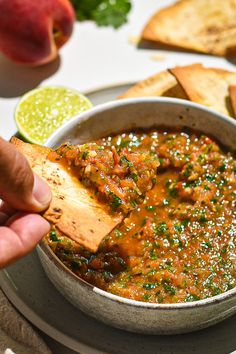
[0,84,236,354]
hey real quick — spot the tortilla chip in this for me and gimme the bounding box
[142,0,236,56]
[119,70,187,99]
[229,85,236,117]
[170,64,236,117]
[11,138,122,252]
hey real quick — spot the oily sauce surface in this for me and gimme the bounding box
[46,129,236,303]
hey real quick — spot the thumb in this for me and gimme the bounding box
[0,137,51,212]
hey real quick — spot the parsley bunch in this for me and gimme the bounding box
[71,0,132,29]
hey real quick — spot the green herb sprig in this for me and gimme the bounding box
[71,0,132,29]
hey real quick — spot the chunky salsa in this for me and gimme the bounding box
[46,129,236,303]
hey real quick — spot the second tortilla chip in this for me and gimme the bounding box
[170,64,236,117]
[119,70,187,99]
[141,0,236,57]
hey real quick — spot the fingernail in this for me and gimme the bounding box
[32,174,52,209]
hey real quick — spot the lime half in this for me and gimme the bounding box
[15,86,93,145]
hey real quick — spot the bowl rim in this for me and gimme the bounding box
[45,96,236,148]
[42,97,236,309]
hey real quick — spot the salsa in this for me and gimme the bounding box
[46,129,236,303]
[48,134,159,213]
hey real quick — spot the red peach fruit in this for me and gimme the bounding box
[0,0,75,65]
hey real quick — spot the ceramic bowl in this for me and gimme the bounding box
[37,97,236,335]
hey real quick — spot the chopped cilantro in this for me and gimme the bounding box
[119,155,133,167]
[141,217,147,226]
[142,294,151,301]
[199,215,208,223]
[197,153,206,164]
[149,249,158,260]
[212,287,222,296]
[204,185,211,191]
[218,177,227,186]
[110,193,122,210]
[130,200,138,208]
[71,260,82,270]
[185,294,200,302]
[166,180,178,197]
[153,241,160,249]
[201,242,212,249]
[152,177,157,185]
[81,150,89,159]
[205,174,215,182]
[183,163,193,177]
[163,199,169,205]
[49,230,60,242]
[130,173,138,182]
[114,228,123,238]
[163,282,176,295]
[145,205,156,212]
[155,222,167,235]
[143,283,158,290]
[174,222,185,233]
[218,164,226,172]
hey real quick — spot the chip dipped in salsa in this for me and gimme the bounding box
[46,128,236,304]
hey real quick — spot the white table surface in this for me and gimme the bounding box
[1,0,236,141]
[1,1,236,353]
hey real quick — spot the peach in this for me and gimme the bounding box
[0,0,75,65]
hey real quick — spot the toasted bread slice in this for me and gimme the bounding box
[11,138,122,252]
[119,70,187,99]
[170,64,236,117]
[142,0,236,56]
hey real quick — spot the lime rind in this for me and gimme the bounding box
[15,86,93,145]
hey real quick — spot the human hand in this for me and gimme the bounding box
[0,137,52,268]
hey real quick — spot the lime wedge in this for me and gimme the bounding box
[15,86,93,145]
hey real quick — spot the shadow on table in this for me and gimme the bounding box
[137,39,207,56]
[138,39,236,65]
[0,54,60,98]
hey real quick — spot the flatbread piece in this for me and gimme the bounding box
[11,138,122,252]
[170,64,236,117]
[142,0,236,56]
[119,70,187,99]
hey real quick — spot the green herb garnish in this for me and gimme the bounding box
[71,0,132,29]
[155,222,167,235]
[49,230,60,242]
[143,283,158,290]
[81,150,89,160]
[110,192,123,210]
[119,155,133,167]
[145,205,156,212]
[130,173,138,182]
[185,294,200,302]
[163,282,176,295]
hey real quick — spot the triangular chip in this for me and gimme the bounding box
[142,0,236,56]
[11,138,122,252]
[229,85,236,117]
[170,64,236,117]
[119,70,187,99]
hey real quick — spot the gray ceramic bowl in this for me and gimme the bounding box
[37,98,236,335]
